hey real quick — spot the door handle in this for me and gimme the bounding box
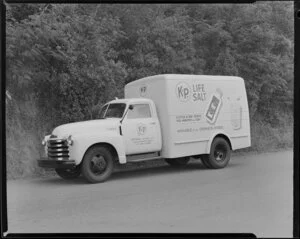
[150,122,156,125]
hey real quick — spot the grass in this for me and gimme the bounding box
[248,118,293,152]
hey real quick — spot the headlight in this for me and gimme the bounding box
[42,139,46,146]
[67,135,73,146]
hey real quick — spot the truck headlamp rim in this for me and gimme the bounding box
[42,139,46,146]
[67,135,73,146]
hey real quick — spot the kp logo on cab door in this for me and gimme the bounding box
[137,123,147,136]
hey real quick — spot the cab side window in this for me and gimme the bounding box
[127,104,151,119]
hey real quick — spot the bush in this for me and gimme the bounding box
[245,115,293,152]
[5,3,294,179]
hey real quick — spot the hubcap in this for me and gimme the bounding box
[214,145,227,161]
[215,151,224,161]
[90,154,107,175]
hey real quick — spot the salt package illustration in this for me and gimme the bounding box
[205,88,223,125]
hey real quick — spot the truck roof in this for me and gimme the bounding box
[108,98,152,104]
[126,74,244,87]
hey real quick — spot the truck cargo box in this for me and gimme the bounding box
[125,74,251,158]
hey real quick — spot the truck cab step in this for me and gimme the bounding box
[126,152,162,162]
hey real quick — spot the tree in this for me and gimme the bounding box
[5,2,294,178]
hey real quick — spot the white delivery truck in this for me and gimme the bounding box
[38,74,251,183]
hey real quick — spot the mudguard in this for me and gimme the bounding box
[69,133,126,165]
[205,131,232,154]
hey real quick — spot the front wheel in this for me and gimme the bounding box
[165,157,190,167]
[202,137,231,169]
[55,166,81,180]
[81,146,114,183]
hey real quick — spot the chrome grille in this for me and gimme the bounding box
[47,139,69,160]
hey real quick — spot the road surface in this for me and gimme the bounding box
[6,150,293,237]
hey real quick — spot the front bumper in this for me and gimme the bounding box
[37,157,76,169]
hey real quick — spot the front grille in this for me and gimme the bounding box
[47,139,69,160]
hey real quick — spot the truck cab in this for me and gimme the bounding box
[101,98,162,155]
[38,98,163,183]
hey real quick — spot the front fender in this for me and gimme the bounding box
[69,133,126,165]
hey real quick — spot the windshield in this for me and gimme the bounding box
[99,103,126,119]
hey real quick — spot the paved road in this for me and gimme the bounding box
[6,150,293,237]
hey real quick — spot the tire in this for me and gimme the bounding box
[165,157,190,167]
[55,166,81,180]
[203,137,231,169]
[81,146,114,183]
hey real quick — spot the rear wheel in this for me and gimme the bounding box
[203,137,231,169]
[165,157,190,167]
[81,146,114,183]
[55,166,81,180]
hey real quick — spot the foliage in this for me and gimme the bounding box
[5,2,294,178]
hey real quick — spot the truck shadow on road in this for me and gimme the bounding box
[111,161,206,181]
[34,161,242,185]
[110,161,241,182]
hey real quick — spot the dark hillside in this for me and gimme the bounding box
[6,3,293,179]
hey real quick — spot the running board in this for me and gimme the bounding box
[126,152,162,163]
[127,156,163,163]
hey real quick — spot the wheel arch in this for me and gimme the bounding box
[81,142,119,165]
[206,132,232,154]
[214,134,232,150]
[71,133,127,165]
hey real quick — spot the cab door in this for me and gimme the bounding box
[122,103,161,155]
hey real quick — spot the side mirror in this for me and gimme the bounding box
[120,105,134,124]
